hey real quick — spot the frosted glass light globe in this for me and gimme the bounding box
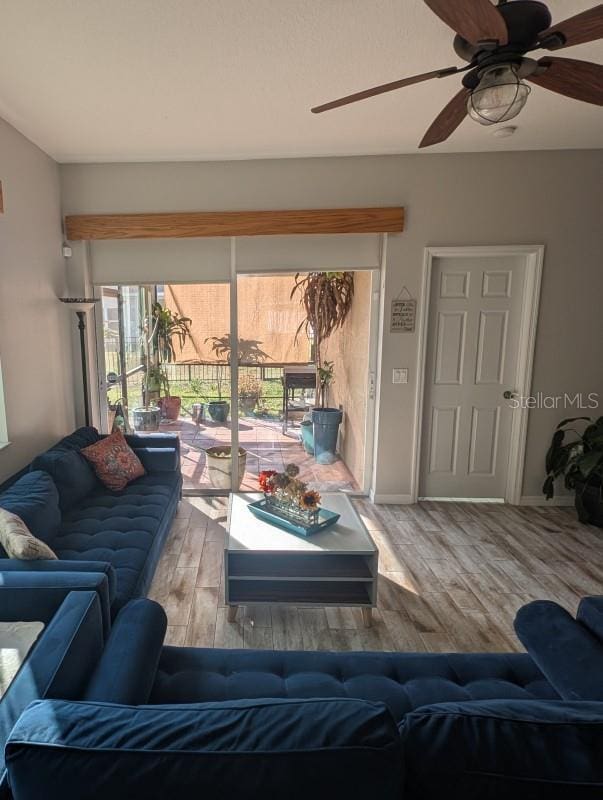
[468,65,530,126]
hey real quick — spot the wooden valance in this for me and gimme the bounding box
[64,207,404,240]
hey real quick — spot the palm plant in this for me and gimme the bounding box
[291,272,354,406]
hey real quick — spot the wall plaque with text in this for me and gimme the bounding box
[391,299,416,333]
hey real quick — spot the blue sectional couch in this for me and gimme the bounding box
[3,592,603,799]
[0,577,107,798]
[0,427,182,615]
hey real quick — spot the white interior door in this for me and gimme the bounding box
[420,255,526,500]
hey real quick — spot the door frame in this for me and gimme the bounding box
[411,245,544,505]
[92,255,382,496]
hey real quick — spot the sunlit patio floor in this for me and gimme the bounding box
[159,414,359,494]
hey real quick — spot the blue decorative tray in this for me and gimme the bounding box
[247,498,340,537]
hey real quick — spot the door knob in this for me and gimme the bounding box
[503,390,518,400]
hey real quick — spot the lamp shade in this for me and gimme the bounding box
[60,297,99,313]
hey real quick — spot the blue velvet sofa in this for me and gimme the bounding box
[4,593,603,799]
[0,427,182,615]
[0,575,108,798]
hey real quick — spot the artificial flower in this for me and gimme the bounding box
[300,490,321,510]
[258,470,277,493]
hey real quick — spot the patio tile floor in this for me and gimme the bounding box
[159,414,359,494]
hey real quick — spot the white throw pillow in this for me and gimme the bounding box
[0,508,57,560]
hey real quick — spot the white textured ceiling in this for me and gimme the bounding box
[0,0,601,162]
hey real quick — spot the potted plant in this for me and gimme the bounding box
[291,272,354,465]
[205,446,247,490]
[151,302,192,421]
[238,372,262,415]
[132,309,162,432]
[543,416,603,527]
[133,297,192,431]
[205,335,270,423]
[204,334,231,422]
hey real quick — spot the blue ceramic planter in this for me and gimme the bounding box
[208,401,230,423]
[312,407,342,465]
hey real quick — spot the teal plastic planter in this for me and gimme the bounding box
[300,420,314,455]
[312,407,343,465]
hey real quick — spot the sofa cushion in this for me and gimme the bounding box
[131,447,179,473]
[6,697,403,800]
[82,431,145,492]
[514,600,603,701]
[31,448,99,512]
[0,510,57,560]
[152,647,559,722]
[400,699,603,798]
[0,471,61,549]
[52,472,181,611]
[578,596,603,645]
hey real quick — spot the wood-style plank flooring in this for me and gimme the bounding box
[148,497,603,653]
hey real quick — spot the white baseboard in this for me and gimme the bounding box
[370,492,414,505]
[519,495,574,507]
[368,492,575,507]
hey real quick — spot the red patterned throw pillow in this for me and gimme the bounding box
[81,430,145,491]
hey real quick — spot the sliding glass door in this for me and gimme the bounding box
[93,237,381,497]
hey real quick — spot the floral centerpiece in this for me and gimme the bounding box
[259,464,321,525]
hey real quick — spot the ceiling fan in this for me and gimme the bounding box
[311,1,603,147]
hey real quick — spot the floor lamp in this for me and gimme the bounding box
[60,298,99,427]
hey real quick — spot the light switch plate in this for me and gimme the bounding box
[392,368,408,384]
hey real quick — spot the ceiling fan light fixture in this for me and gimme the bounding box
[467,64,531,126]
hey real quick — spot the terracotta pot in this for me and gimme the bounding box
[160,395,181,420]
[239,395,258,415]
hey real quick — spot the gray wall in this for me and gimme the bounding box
[0,118,75,482]
[60,150,603,500]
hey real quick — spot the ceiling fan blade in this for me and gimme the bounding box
[538,4,603,50]
[311,66,461,113]
[528,58,603,106]
[423,0,508,46]
[419,88,470,148]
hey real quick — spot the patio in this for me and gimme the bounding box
[159,413,359,494]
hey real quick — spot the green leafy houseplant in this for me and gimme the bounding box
[146,365,170,396]
[543,416,603,526]
[151,302,192,364]
[149,302,192,420]
[317,361,335,408]
[239,373,262,415]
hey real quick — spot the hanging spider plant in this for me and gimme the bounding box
[290,271,354,406]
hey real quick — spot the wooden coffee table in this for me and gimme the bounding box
[225,493,378,627]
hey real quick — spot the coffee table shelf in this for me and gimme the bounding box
[225,493,378,626]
